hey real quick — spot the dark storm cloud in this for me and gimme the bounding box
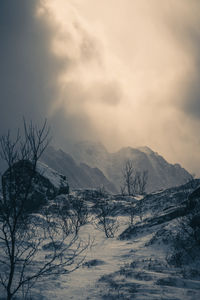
[182,77,200,119]
[1,0,200,176]
[166,1,200,120]
[0,0,67,134]
[0,0,122,144]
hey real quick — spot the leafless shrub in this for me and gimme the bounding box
[121,160,134,196]
[134,170,148,195]
[0,120,88,300]
[70,197,88,236]
[94,199,119,238]
[121,160,148,195]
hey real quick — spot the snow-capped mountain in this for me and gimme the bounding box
[41,146,117,193]
[63,141,192,193]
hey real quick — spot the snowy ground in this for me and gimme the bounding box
[30,215,200,300]
[1,182,200,300]
[32,217,132,299]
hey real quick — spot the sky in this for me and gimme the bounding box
[1,0,200,175]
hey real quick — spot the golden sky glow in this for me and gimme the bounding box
[37,0,200,175]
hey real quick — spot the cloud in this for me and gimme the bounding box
[0,0,69,135]
[41,0,124,142]
[0,0,122,141]
[1,0,200,176]
[172,4,200,120]
[57,0,200,175]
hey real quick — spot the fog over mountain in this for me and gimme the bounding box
[61,140,192,193]
[41,146,117,193]
[1,0,200,176]
[2,3,200,299]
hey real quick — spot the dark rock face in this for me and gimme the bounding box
[190,214,200,229]
[2,160,57,212]
[58,184,69,195]
[187,186,200,210]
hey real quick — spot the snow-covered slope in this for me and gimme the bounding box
[11,179,200,300]
[37,161,64,189]
[63,141,192,193]
[41,146,117,193]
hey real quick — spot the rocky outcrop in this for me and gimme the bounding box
[2,160,60,212]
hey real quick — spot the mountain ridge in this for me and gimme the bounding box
[41,146,117,193]
[62,140,192,193]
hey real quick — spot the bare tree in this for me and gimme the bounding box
[0,120,88,300]
[94,197,118,238]
[70,197,88,236]
[134,170,148,195]
[121,160,148,195]
[122,160,134,196]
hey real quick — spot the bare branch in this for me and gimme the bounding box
[0,119,88,300]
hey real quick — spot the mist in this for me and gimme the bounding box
[1,0,200,175]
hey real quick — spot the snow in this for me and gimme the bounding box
[32,217,134,299]
[28,214,200,299]
[62,141,192,193]
[1,179,200,299]
[37,161,62,188]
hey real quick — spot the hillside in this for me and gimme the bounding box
[10,179,200,299]
[1,158,200,299]
[63,141,192,192]
[41,146,117,193]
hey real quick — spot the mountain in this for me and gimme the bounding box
[63,141,192,193]
[40,146,117,193]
